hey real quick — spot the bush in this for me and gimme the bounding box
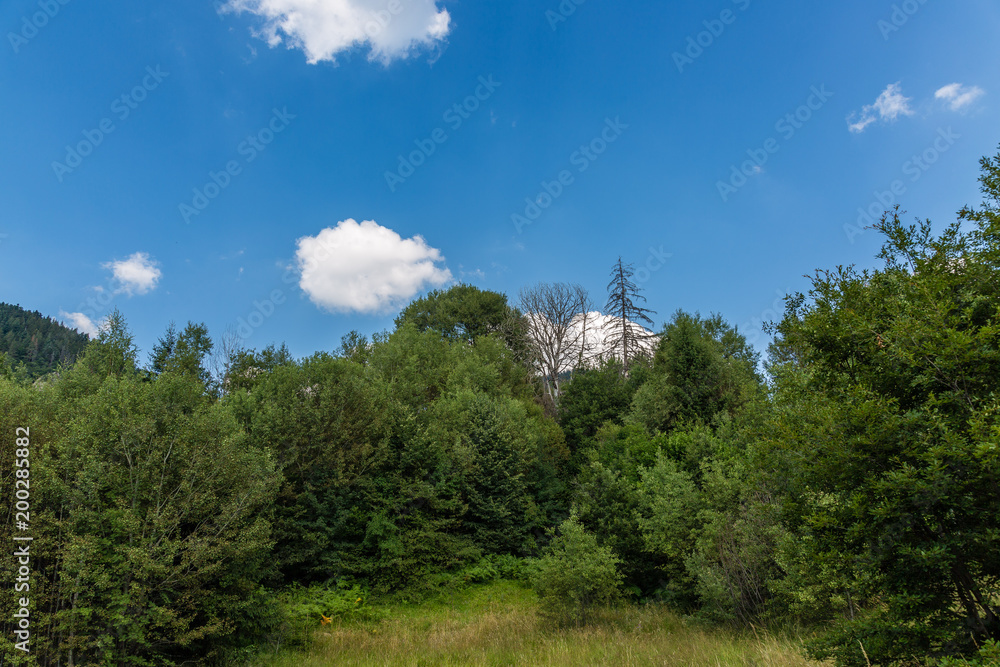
[937,640,1000,666]
[529,515,623,626]
[461,554,528,584]
[272,581,382,648]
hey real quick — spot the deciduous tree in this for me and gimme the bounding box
[519,283,592,407]
[765,147,1000,664]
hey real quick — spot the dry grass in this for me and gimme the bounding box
[248,581,829,667]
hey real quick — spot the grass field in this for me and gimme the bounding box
[248,581,829,667]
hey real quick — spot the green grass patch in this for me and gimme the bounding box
[242,580,827,667]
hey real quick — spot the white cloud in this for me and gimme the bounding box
[223,0,451,65]
[935,83,985,111]
[847,115,875,134]
[295,219,452,314]
[102,252,162,296]
[60,312,99,338]
[848,82,914,133]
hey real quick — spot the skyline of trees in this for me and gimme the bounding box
[1,146,998,666]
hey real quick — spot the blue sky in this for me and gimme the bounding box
[2,0,998,362]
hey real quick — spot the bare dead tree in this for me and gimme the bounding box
[518,283,592,407]
[210,325,245,395]
[604,257,657,373]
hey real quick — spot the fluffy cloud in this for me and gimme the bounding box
[848,82,914,133]
[295,219,452,314]
[102,252,162,296]
[935,83,985,111]
[224,0,451,64]
[60,311,100,338]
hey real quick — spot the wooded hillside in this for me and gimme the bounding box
[0,303,89,378]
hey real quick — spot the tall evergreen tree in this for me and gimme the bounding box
[149,321,214,389]
[604,258,656,372]
[149,321,178,374]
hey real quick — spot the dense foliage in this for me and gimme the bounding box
[763,152,1000,664]
[530,515,623,626]
[0,304,89,379]
[1,148,998,666]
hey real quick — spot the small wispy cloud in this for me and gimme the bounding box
[935,83,985,112]
[848,82,914,133]
[459,266,486,281]
[60,311,100,338]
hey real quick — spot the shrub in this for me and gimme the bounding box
[529,515,624,626]
[937,640,1000,666]
[272,581,382,648]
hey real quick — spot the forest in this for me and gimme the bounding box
[1,149,999,667]
[0,305,89,380]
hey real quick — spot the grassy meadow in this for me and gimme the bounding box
[247,581,828,667]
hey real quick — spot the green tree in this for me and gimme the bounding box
[149,321,178,374]
[604,258,657,372]
[630,311,759,434]
[395,284,527,354]
[685,454,787,626]
[764,148,1000,665]
[573,455,656,595]
[634,451,702,606]
[530,515,624,626]
[224,343,295,394]
[424,390,534,555]
[228,352,398,585]
[1,322,277,664]
[557,360,638,456]
[150,321,214,388]
[77,309,138,378]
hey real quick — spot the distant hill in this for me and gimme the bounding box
[0,302,90,378]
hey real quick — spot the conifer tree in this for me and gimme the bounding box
[604,258,656,372]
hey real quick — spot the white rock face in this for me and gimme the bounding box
[525,310,659,376]
[569,311,659,369]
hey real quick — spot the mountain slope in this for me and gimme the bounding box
[0,302,90,377]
